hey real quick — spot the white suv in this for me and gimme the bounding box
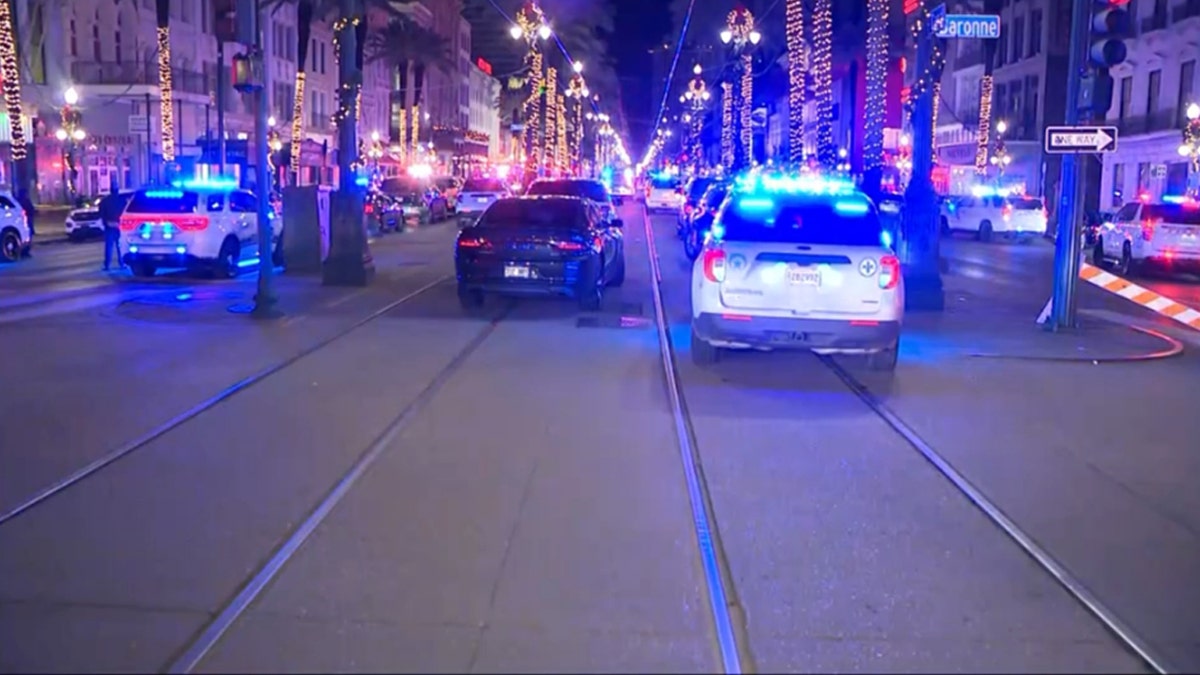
[940,193,1047,241]
[1094,197,1200,275]
[120,179,281,278]
[0,189,31,263]
[691,175,904,370]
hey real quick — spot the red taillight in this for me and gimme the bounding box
[364,203,374,214]
[552,240,585,251]
[174,216,209,231]
[684,204,694,216]
[458,237,490,249]
[702,248,726,283]
[879,254,900,290]
[1141,218,1159,241]
[119,216,138,231]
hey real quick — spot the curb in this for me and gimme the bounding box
[967,323,1184,364]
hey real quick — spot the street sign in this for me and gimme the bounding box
[935,13,1001,39]
[930,4,947,33]
[128,114,149,134]
[1044,125,1119,153]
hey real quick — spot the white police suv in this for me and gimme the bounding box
[120,179,281,278]
[690,173,904,370]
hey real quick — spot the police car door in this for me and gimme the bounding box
[230,190,258,253]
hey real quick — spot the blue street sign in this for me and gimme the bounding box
[930,4,947,34]
[936,13,1001,39]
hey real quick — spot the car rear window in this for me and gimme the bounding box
[720,195,884,247]
[126,190,200,214]
[1144,203,1200,225]
[651,177,679,190]
[463,179,506,192]
[479,199,585,229]
[527,180,609,203]
[1009,197,1044,210]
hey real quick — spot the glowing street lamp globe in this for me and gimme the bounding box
[537,24,552,39]
[720,29,733,44]
[54,128,67,141]
[63,86,79,106]
[509,25,523,39]
[1188,103,1200,120]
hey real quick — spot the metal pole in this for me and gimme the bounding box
[252,0,278,317]
[1049,0,1091,330]
[217,39,227,174]
[900,18,944,310]
[145,92,153,182]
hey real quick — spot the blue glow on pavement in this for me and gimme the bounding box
[175,293,193,301]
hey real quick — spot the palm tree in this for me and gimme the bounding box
[154,0,176,173]
[862,0,889,194]
[0,0,29,192]
[975,0,1003,175]
[367,16,452,156]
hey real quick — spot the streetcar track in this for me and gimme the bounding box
[817,354,1172,674]
[0,273,453,528]
[164,302,513,673]
[642,206,753,674]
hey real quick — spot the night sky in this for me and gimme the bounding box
[608,0,672,156]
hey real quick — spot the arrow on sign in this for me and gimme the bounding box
[1043,125,1119,154]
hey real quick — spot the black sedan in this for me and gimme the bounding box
[455,196,626,311]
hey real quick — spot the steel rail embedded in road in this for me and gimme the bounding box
[165,304,512,673]
[0,274,453,528]
[642,206,750,675]
[818,355,1173,675]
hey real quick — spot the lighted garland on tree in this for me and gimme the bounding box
[864,0,889,173]
[0,0,26,163]
[813,0,834,167]
[740,55,752,166]
[155,0,175,163]
[784,0,806,163]
[931,81,941,145]
[545,66,558,171]
[556,94,567,172]
[331,16,362,127]
[974,76,993,174]
[397,108,408,162]
[525,51,545,171]
[904,5,946,117]
[721,81,734,167]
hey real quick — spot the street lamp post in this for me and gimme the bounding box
[56,87,86,202]
[511,2,552,185]
[1180,103,1200,197]
[721,8,761,171]
[989,119,1011,177]
[680,64,710,174]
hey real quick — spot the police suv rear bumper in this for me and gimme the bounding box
[693,312,900,351]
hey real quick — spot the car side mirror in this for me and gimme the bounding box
[611,218,624,228]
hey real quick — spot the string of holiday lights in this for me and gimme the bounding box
[546,67,559,169]
[813,0,834,167]
[290,72,306,176]
[931,81,941,147]
[397,108,408,163]
[721,81,733,167]
[864,0,888,172]
[556,93,567,171]
[0,0,25,161]
[785,0,806,164]
[740,54,752,167]
[156,26,176,162]
[330,17,362,127]
[411,103,420,155]
[974,75,993,174]
[905,5,945,115]
[524,50,544,171]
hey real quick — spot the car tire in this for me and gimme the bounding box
[684,226,703,260]
[691,329,719,365]
[609,253,626,287]
[868,340,899,371]
[1117,242,1136,277]
[977,221,993,242]
[1092,239,1107,267]
[130,261,157,277]
[216,238,239,279]
[0,228,20,262]
[457,285,484,309]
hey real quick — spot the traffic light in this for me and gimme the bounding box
[1084,0,1130,115]
[213,0,255,44]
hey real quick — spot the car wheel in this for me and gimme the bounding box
[457,285,484,309]
[1117,242,1136,277]
[130,261,157,277]
[868,340,899,372]
[684,227,703,260]
[1091,239,1107,267]
[609,253,626,287]
[940,216,951,236]
[691,329,719,365]
[0,229,20,262]
[216,238,239,279]
[977,220,993,242]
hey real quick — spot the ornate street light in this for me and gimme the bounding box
[722,7,760,169]
[57,86,86,201]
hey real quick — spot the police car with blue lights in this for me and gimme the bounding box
[120,179,282,278]
[690,173,904,370]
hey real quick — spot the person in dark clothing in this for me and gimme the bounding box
[99,178,126,271]
[15,188,35,238]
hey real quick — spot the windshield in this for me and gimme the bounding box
[1144,203,1200,225]
[479,199,585,229]
[719,195,884,246]
[380,177,425,195]
[463,179,507,193]
[126,190,200,214]
[527,180,609,203]
[1008,197,1044,210]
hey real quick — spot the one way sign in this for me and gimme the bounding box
[1043,125,1119,154]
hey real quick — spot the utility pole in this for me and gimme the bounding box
[251,0,278,317]
[900,14,945,310]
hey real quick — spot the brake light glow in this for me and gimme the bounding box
[458,237,490,249]
[119,216,139,231]
[173,216,209,231]
[1002,204,1013,220]
[703,248,726,283]
[553,241,585,251]
[1141,218,1159,241]
[879,254,900,289]
[364,203,375,214]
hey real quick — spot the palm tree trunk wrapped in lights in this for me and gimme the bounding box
[525,51,544,173]
[813,0,835,167]
[556,94,567,172]
[290,0,314,182]
[412,62,426,157]
[974,0,1002,174]
[739,55,752,167]
[545,67,557,172]
[155,0,176,166]
[721,81,733,167]
[863,0,888,190]
[0,0,27,183]
[785,0,806,163]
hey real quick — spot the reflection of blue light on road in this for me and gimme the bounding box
[175,293,193,301]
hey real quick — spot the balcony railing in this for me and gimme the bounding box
[70,60,210,96]
[1115,108,1179,135]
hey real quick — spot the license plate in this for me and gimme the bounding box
[504,265,530,278]
[476,197,490,203]
[788,268,821,286]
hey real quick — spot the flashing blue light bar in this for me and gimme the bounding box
[1162,194,1197,205]
[881,230,894,249]
[737,197,775,211]
[833,199,870,215]
[144,190,184,199]
[237,257,260,268]
[735,172,857,196]
[171,178,239,190]
[355,176,370,187]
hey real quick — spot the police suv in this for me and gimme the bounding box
[120,179,281,278]
[690,173,904,370]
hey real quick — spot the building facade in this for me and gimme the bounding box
[467,58,500,164]
[11,0,391,202]
[1100,0,1200,207]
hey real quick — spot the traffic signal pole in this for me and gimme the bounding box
[900,19,945,311]
[251,0,279,317]
[1048,0,1093,330]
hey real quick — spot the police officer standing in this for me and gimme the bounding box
[98,177,125,271]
